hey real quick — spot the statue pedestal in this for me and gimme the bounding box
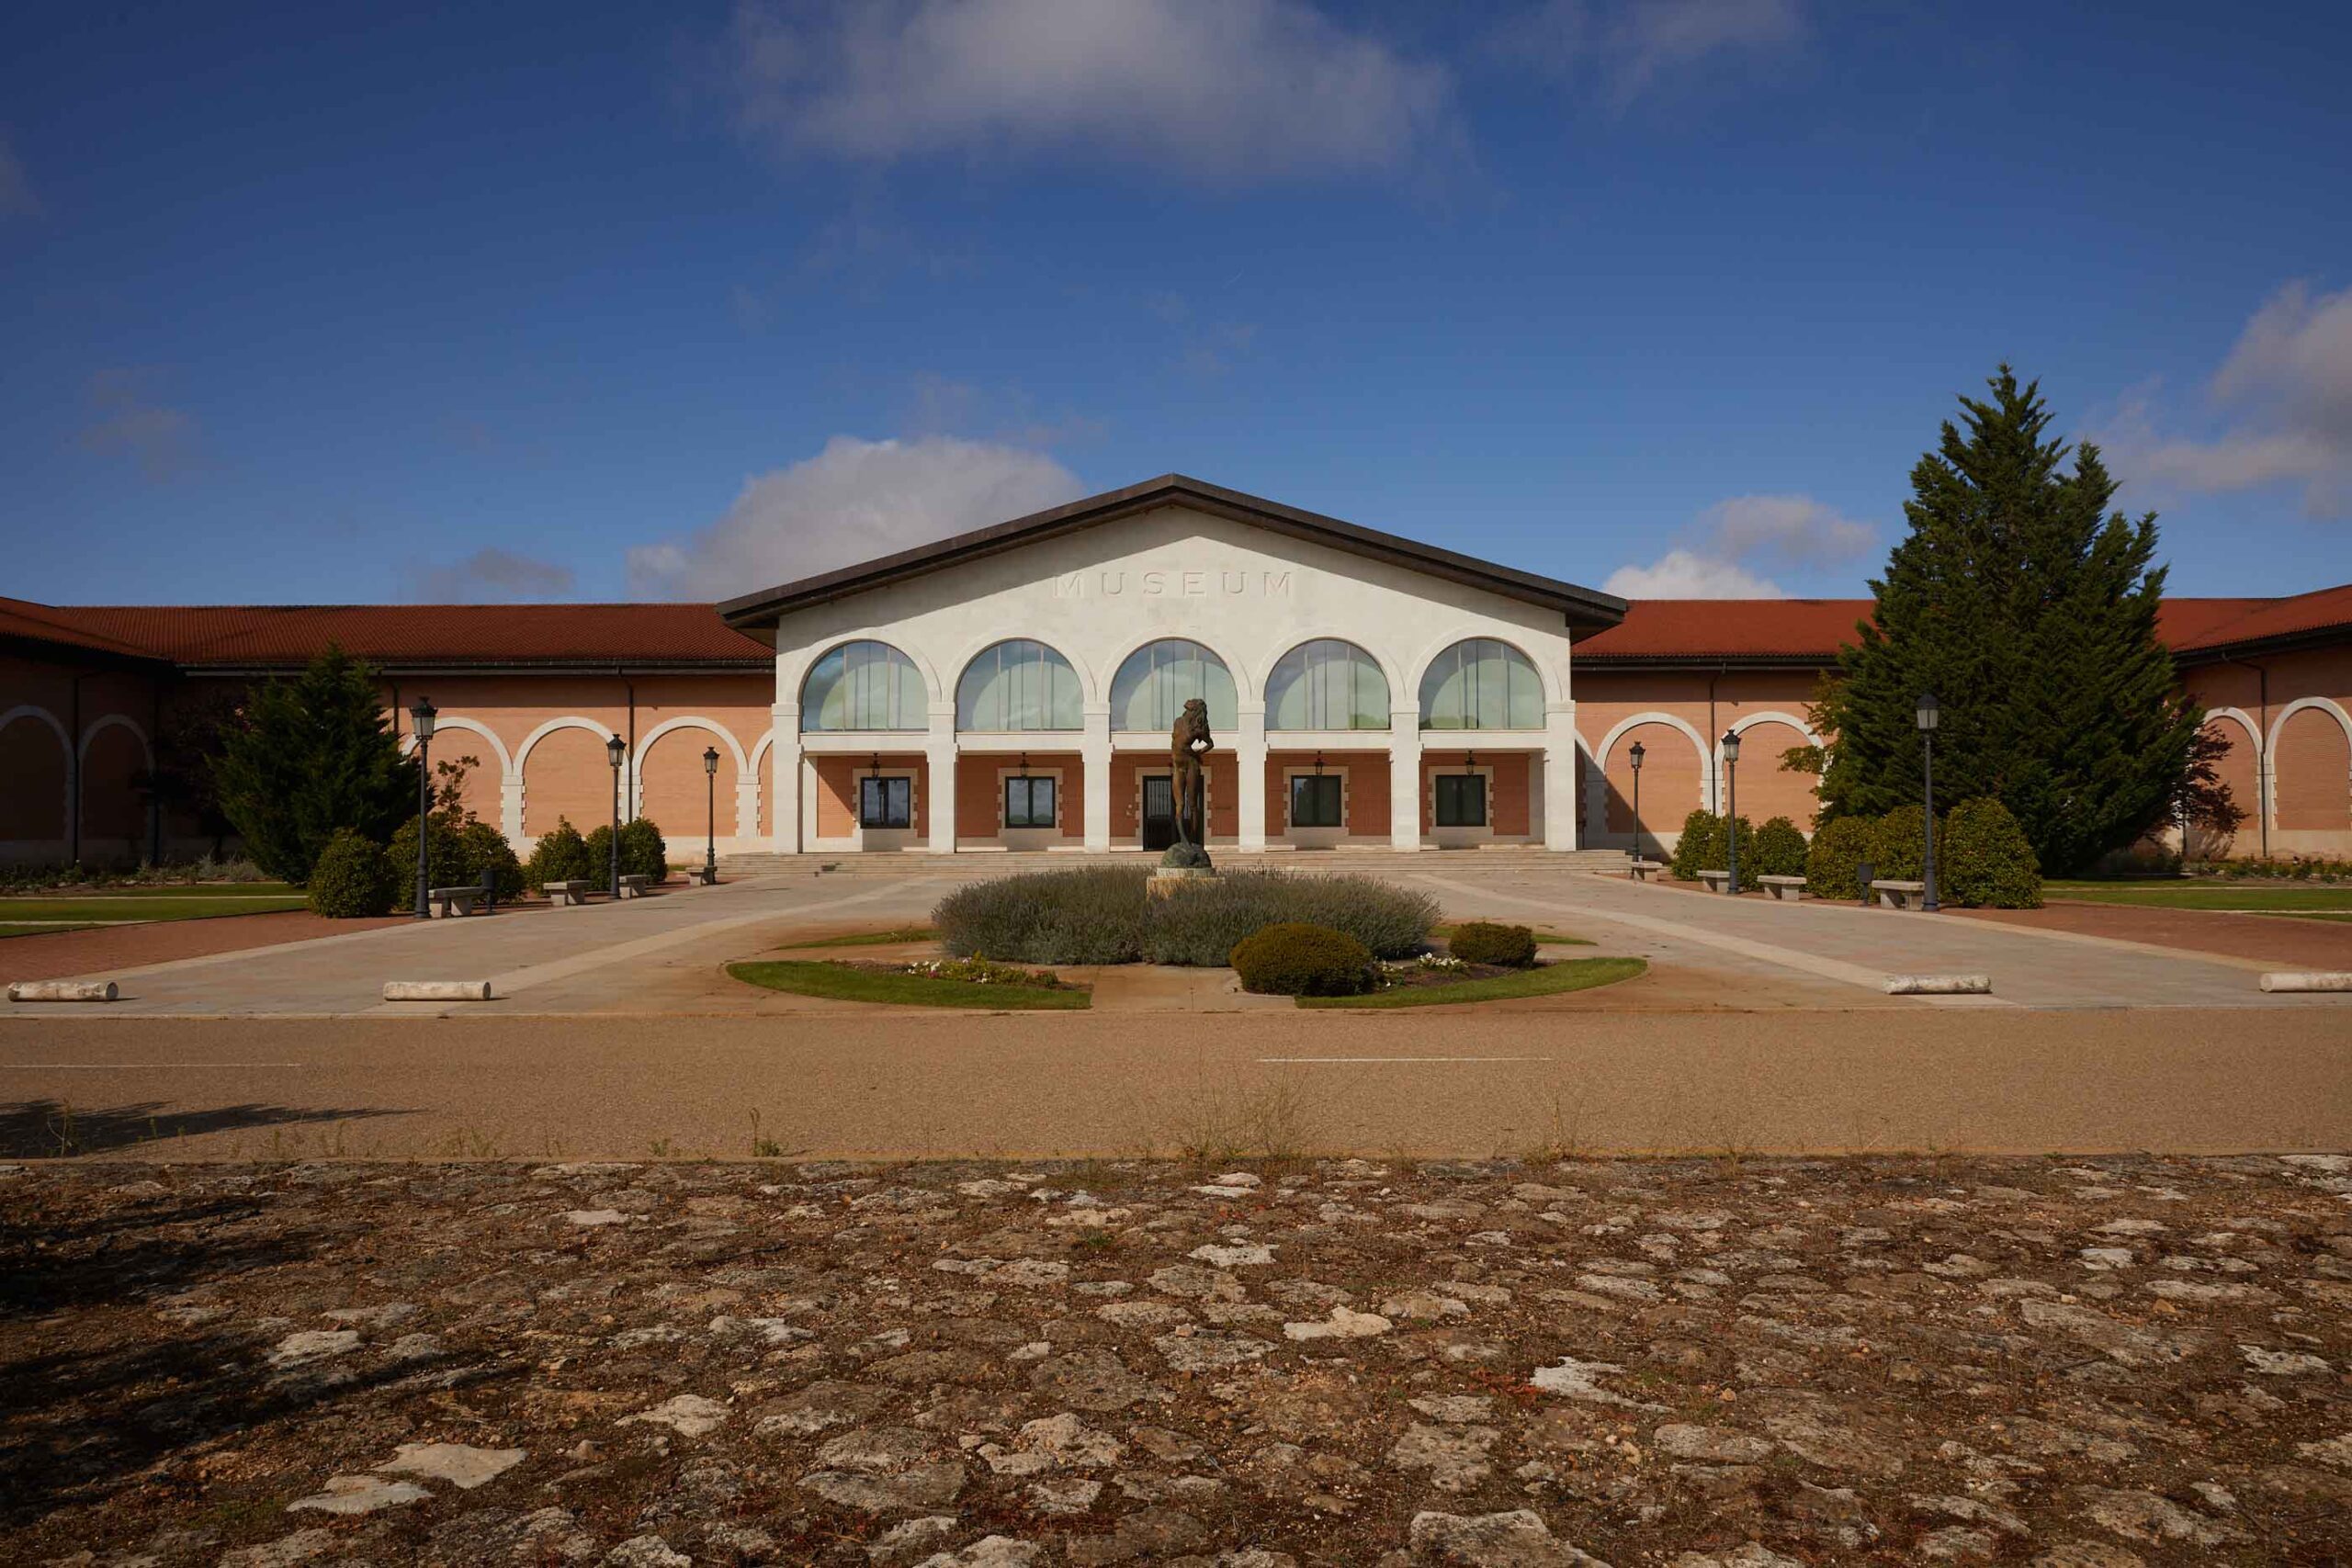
[1147,868,1216,900]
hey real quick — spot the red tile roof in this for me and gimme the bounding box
[2164,584,2352,656]
[1575,599,1872,662]
[0,596,172,663]
[33,604,772,671]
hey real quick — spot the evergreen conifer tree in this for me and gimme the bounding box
[1812,367,2199,873]
[214,645,420,883]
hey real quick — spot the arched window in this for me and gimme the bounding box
[801,640,926,732]
[1110,639,1238,732]
[1419,638,1543,730]
[957,640,1083,732]
[1265,639,1389,731]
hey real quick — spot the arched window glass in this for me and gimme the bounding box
[1265,639,1390,730]
[956,640,1082,731]
[1418,638,1544,730]
[1110,640,1238,732]
[800,640,926,732]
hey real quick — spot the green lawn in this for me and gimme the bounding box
[1302,956,1647,1009]
[2044,880,2352,912]
[0,922,98,940]
[728,959,1090,1010]
[0,893,306,925]
[784,926,940,949]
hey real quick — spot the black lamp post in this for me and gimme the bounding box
[1627,739,1645,871]
[1917,691,1939,912]
[605,733,626,897]
[1720,728,1741,894]
[409,697,436,919]
[702,745,720,885]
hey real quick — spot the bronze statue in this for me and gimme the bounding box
[1168,697,1215,860]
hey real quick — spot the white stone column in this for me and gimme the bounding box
[926,705,957,854]
[1544,705,1580,851]
[500,778,526,847]
[1236,705,1268,852]
[733,771,759,843]
[1082,705,1113,852]
[769,705,802,854]
[1582,766,1610,848]
[1388,710,1422,851]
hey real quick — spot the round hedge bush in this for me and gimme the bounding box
[526,818,596,892]
[1668,809,1722,881]
[458,818,525,898]
[307,828,396,917]
[1752,817,1808,880]
[1869,805,1929,883]
[1939,796,2043,908]
[385,813,468,894]
[1228,922,1374,997]
[1804,816,1875,899]
[1447,920,1536,967]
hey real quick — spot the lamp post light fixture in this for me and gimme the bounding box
[1720,728,1741,894]
[1627,739,1645,872]
[409,697,437,919]
[1916,691,1940,912]
[702,745,720,886]
[605,733,626,897]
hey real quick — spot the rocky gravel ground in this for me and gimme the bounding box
[5,1154,2351,1566]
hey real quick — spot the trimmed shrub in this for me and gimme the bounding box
[458,818,525,899]
[526,818,597,892]
[307,829,396,917]
[1752,817,1808,881]
[1143,870,1438,965]
[1668,809,1722,880]
[1229,922,1374,997]
[935,866,1152,964]
[1804,816,1876,900]
[384,813,468,896]
[1869,805,1929,883]
[1939,796,2043,908]
[1447,920,1537,968]
[618,818,668,882]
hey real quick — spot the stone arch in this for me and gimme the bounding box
[400,716,511,826]
[799,638,934,733]
[77,716,152,845]
[2270,698,2352,834]
[1103,636,1248,733]
[520,717,624,839]
[634,717,745,844]
[2194,709,2263,856]
[1407,628,1564,711]
[945,634,1098,709]
[0,705,72,846]
[1718,713,1820,829]
[1594,713,1710,843]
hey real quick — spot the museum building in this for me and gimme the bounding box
[4,475,2349,864]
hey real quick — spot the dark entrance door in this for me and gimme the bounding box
[1141,775,1176,851]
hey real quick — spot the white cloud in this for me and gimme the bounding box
[1604,491,1874,598]
[1604,547,1784,598]
[628,434,1084,601]
[0,134,38,218]
[2104,281,2352,519]
[723,0,1456,181]
[400,547,578,603]
[76,369,198,482]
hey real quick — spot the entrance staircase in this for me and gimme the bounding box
[717,846,1632,878]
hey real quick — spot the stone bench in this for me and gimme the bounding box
[1871,879,1929,910]
[1628,860,1665,882]
[1759,874,1806,902]
[617,874,654,898]
[427,885,481,919]
[544,880,595,908]
[1695,870,1735,894]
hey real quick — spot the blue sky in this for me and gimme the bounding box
[3,0,2347,607]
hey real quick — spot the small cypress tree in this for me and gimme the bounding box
[1812,368,2201,874]
[213,646,419,884]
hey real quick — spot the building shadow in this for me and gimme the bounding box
[0,1099,407,1158]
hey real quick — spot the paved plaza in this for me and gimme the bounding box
[1,865,2346,1161]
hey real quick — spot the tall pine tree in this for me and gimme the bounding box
[1812,367,2199,874]
[214,645,420,883]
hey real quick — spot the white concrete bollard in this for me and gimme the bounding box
[381,980,494,1002]
[6,979,119,1002]
[2258,972,2352,993]
[1883,974,1991,996]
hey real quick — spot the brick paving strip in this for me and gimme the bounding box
[5,1153,2349,1565]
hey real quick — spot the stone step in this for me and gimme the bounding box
[717,847,1633,877]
